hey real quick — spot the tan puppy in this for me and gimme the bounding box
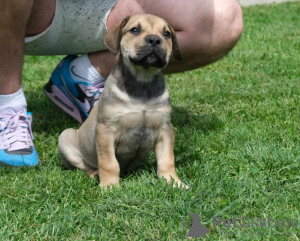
[58,14,189,189]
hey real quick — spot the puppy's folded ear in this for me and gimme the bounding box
[103,16,131,55]
[168,25,183,61]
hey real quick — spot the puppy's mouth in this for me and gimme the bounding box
[129,46,167,69]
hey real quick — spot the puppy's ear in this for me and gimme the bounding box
[103,16,131,55]
[168,24,182,60]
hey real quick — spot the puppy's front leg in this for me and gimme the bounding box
[96,123,120,188]
[155,124,189,189]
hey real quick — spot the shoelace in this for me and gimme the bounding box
[80,80,106,101]
[0,111,34,151]
[84,81,105,100]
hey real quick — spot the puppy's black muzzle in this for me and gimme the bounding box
[130,36,167,69]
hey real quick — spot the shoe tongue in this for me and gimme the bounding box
[0,105,26,115]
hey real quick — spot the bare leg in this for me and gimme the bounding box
[0,0,55,167]
[90,0,243,77]
[0,0,55,95]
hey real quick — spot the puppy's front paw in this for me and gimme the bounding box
[160,175,189,190]
[173,179,190,190]
[99,181,120,190]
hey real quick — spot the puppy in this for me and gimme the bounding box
[58,14,189,189]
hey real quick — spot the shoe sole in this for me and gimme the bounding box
[0,160,40,167]
[44,79,86,123]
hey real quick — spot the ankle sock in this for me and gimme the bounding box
[0,87,27,113]
[69,54,105,84]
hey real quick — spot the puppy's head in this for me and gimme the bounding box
[103,14,182,70]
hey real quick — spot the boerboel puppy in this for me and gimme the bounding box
[58,14,189,189]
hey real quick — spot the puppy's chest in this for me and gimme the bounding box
[111,102,171,132]
[112,101,171,162]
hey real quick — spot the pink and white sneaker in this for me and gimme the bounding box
[0,105,39,167]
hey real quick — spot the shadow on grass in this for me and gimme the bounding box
[26,90,80,136]
[172,106,224,134]
[27,90,224,136]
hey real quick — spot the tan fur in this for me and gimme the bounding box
[58,14,188,189]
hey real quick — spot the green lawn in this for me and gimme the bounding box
[1,2,300,240]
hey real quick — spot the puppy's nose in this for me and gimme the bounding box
[146,36,161,47]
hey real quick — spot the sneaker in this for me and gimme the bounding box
[0,105,39,167]
[44,55,105,123]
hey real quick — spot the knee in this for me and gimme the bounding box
[215,0,244,47]
[190,0,243,65]
[25,0,55,37]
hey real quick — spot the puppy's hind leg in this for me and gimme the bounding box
[58,128,97,177]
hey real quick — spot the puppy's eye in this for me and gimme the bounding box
[164,31,171,38]
[130,27,140,34]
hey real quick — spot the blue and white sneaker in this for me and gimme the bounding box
[0,105,39,167]
[44,55,105,123]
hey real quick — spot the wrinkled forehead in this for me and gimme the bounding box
[123,14,169,32]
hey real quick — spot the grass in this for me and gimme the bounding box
[1,2,300,240]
